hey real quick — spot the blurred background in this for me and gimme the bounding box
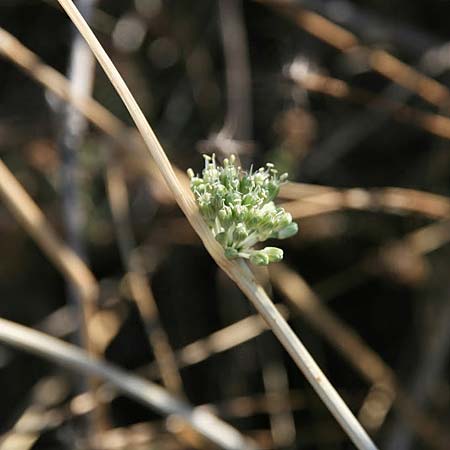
[1,0,450,449]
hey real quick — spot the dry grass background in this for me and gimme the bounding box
[1,1,450,449]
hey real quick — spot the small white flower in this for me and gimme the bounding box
[188,154,298,265]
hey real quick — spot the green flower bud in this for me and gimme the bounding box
[224,247,239,259]
[225,192,241,206]
[232,204,245,221]
[211,193,224,212]
[242,193,256,206]
[254,172,266,186]
[218,206,233,227]
[263,247,283,263]
[276,222,298,239]
[215,231,228,246]
[199,203,215,222]
[239,176,253,194]
[190,178,204,191]
[277,211,293,229]
[233,223,248,242]
[267,181,280,201]
[259,214,276,233]
[249,250,270,266]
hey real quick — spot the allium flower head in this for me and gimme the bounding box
[187,154,298,265]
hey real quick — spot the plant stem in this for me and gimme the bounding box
[231,260,378,450]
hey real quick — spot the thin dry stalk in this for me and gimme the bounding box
[105,155,184,396]
[0,26,185,196]
[0,317,255,450]
[0,28,128,149]
[270,260,450,448]
[146,304,290,377]
[291,71,450,140]
[270,263,396,396]
[0,159,112,426]
[0,375,69,450]
[258,0,450,108]
[45,388,308,424]
[209,0,254,158]
[0,156,152,436]
[53,1,377,448]
[280,185,450,220]
[0,159,98,308]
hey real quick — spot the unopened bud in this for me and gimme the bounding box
[263,247,283,263]
[249,250,270,266]
[277,222,298,239]
[224,247,239,259]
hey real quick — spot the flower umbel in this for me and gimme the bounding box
[187,154,298,265]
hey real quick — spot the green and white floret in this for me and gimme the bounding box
[187,154,298,265]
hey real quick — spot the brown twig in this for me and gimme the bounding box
[290,70,450,140]
[205,0,254,158]
[269,263,450,449]
[0,375,70,450]
[256,0,450,109]
[280,184,450,220]
[0,317,256,450]
[0,26,186,190]
[105,153,184,396]
[0,159,98,314]
[0,157,112,431]
[146,304,290,377]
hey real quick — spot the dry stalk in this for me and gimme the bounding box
[0,160,98,308]
[269,262,450,448]
[257,0,450,109]
[281,186,450,220]
[0,317,255,450]
[291,71,450,140]
[105,156,184,396]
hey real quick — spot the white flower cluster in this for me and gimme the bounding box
[187,154,298,265]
